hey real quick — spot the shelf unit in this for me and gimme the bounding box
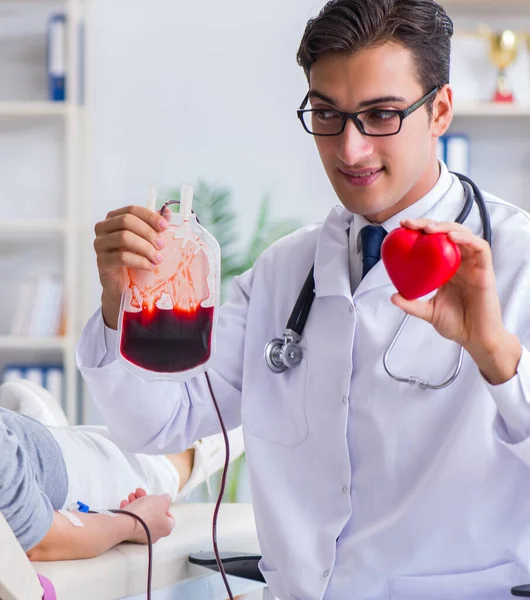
[453,102,530,117]
[444,0,530,11]
[0,102,68,117]
[0,219,67,235]
[0,336,70,351]
[448,0,530,117]
[442,0,530,220]
[0,0,87,424]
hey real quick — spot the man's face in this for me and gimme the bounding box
[308,43,450,222]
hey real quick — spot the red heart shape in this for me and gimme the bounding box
[381,227,462,300]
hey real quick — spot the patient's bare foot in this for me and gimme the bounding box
[166,448,195,491]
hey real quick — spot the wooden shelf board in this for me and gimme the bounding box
[0,336,69,350]
[0,220,67,235]
[444,0,530,9]
[453,102,530,117]
[0,102,68,117]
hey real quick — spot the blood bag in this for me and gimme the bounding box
[117,184,221,381]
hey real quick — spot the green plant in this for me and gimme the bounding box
[163,180,301,501]
[166,179,301,298]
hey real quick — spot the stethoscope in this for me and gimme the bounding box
[264,172,493,390]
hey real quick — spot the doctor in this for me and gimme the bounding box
[78,0,530,598]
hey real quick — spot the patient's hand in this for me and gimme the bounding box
[119,488,174,544]
[120,486,148,508]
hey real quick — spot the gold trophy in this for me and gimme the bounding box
[483,28,519,103]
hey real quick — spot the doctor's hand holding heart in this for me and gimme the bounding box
[383,218,523,386]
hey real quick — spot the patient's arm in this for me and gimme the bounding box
[167,447,195,490]
[26,493,174,562]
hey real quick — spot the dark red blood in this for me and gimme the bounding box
[120,306,214,373]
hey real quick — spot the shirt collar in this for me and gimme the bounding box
[350,160,454,254]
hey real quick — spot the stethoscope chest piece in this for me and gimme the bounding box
[264,330,303,373]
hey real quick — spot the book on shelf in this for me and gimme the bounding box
[1,364,64,407]
[47,13,66,102]
[10,276,65,338]
[437,134,471,175]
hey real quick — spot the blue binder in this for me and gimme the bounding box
[47,14,66,102]
[438,133,471,175]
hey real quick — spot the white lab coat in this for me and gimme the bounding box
[78,164,530,600]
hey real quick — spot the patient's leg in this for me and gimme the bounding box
[50,425,184,509]
[0,379,246,509]
[0,380,184,507]
[172,428,246,501]
[50,425,246,509]
[166,448,195,491]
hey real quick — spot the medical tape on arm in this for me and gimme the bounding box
[58,509,84,527]
[59,501,119,528]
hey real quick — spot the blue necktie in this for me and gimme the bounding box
[361,225,387,279]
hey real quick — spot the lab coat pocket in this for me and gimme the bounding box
[389,561,526,599]
[242,356,309,447]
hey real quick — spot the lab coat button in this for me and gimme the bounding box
[323,570,331,578]
[342,396,348,405]
[349,305,354,313]
[342,486,349,494]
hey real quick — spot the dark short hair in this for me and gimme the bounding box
[297,0,453,112]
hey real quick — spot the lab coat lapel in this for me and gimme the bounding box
[313,205,353,300]
[430,174,470,228]
[353,257,393,299]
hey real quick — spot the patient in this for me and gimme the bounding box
[0,379,244,561]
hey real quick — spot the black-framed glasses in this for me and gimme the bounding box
[297,87,439,137]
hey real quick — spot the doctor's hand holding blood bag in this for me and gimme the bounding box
[94,185,221,381]
[94,202,171,331]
